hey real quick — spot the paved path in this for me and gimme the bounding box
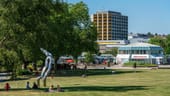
[85,64,152,70]
[158,65,170,69]
[0,73,11,81]
[88,64,170,69]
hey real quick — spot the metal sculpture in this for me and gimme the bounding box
[37,48,54,87]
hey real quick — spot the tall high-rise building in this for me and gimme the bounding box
[92,11,128,40]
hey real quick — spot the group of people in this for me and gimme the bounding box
[4,82,39,91]
[4,81,63,92]
[27,82,64,92]
[49,84,64,92]
[26,81,38,90]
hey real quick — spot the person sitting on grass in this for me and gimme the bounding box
[26,81,31,90]
[49,85,55,92]
[4,83,10,91]
[32,82,38,89]
[48,84,64,92]
[56,85,64,92]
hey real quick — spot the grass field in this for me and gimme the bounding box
[1,69,170,96]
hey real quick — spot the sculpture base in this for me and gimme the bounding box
[37,78,47,87]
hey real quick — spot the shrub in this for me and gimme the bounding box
[36,60,43,67]
[17,69,32,75]
[0,48,21,79]
[124,61,157,67]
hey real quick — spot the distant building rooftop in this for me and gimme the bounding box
[96,11,121,15]
[119,43,163,50]
[124,42,159,47]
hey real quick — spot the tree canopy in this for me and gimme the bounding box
[149,35,170,54]
[0,0,98,78]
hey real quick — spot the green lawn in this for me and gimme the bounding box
[1,69,170,96]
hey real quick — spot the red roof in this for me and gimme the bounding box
[66,59,74,63]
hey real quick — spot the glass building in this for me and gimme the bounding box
[116,43,164,64]
[92,11,128,40]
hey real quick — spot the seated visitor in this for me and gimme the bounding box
[4,83,10,91]
[49,85,55,92]
[32,82,38,89]
[56,85,64,92]
[26,81,30,89]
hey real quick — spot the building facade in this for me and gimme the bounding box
[116,43,164,64]
[128,33,150,44]
[92,11,128,40]
[97,40,129,53]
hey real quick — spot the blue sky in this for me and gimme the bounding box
[67,0,170,35]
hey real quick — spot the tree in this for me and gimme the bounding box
[68,1,98,61]
[105,48,118,56]
[0,0,98,75]
[147,32,154,38]
[0,0,65,75]
[84,52,94,64]
[165,35,170,54]
[84,51,94,74]
[149,35,170,54]
[0,48,20,79]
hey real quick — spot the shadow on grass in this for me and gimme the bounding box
[0,77,31,82]
[113,70,144,75]
[55,69,112,77]
[0,88,48,92]
[0,85,149,92]
[54,69,144,77]
[63,85,148,92]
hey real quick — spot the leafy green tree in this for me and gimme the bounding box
[0,0,98,74]
[0,48,20,79]
[147,32,154,38]
[0,0,59,77]
[0,0,65,69]
[149,35,170,54]
[84,52,94,74]
[84,52,94,64]
[165,35,170,54]
[105,48,118,56]
[68,1,98,61]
